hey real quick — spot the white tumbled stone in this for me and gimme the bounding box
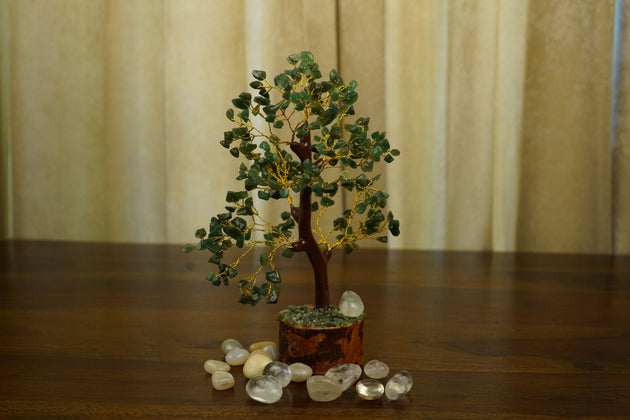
[356,378,384,400]
[306,375,343,402]
[339,290,364,317]
[364,359,389,379]
[246,375,283,404]
[211,371,235,391]
[263,361,292,387]
[325,363,362,391]
[203,359,230,374]
[243,353,272,379]
[249,341,277,353]
[289,362,313,383]
[225,347,249,366]
[262,344,279,360]
[249,349,273,359]
[221,338,243,355]
[385,370,413,401]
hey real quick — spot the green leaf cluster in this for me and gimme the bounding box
[186,51,401,306]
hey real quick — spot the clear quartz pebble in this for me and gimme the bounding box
[364,359,389,379]
[221,338,243,355]
[263,361,292,387]
[211,371,235,391]
[339,290,365,317]
[306,375,344,402]
[246,375,283,404]
[203,359,230,374]
[289,362,313,383]
[356,378,385,400]
[385,370,413,401]
[324,363,362,391]
[225,347,250,366]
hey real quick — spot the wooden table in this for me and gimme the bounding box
[1,240,629,419]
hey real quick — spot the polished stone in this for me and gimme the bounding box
[203,359,230,374]
[263,361,292,387]
[249,341,277,353]
[221,338,243,355]
[364,359,389,379]
[211,371,235,391]
[246,375,283,404]
[249,349,273,359]
[262,344,279,360]
[339,290,364,317]
[225,347,249,366]
[324,363,362,391]
[306,375,344,402]
[289,362,313,383]
[356,378,385,400]
[385,370,413,401]
[243,353,272,378]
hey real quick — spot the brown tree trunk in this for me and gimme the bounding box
[290,132,330,308]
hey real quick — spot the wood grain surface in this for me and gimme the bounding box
[1,240,629,419]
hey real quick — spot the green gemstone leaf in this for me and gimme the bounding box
[231,98,249,110]
[274,73,291,90]
[266,289,279,304]
[321,197,335,207]
[252,70,267,80]
[265,271,281,283]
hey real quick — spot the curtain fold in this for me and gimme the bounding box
[105,0,166,242]
[615,0,630,254]
[516,0,615,253]
[1,0,628,254]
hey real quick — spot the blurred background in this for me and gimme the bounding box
[1,0,628,254]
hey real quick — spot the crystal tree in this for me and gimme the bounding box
[184,51,400,309]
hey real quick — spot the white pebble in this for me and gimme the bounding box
[246,375,283,404]
[289,362,313,383]
[243,353,272,379]
[325,363,362,391]
[203,359,230,374]
[385,370,413,401]
[211,371,235,391]
[262,344,279,360]
[306,375,343,402]
[339,290,364,317]
[249,341,277,353]
[263,361,292,387]
[221,338,243,355]
[225,347,249,366]
[364,359,389,379]
[356,378,384,400]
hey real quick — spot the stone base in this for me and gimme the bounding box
[278,318,364,374]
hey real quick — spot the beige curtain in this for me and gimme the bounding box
[1,0,628,254]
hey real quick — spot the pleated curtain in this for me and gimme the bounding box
[1,0,628,254]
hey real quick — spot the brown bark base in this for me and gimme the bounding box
[278,318,364,374]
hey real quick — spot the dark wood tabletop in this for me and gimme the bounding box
[0,240,629,419]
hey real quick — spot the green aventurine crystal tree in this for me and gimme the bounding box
[184,51,400,309]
